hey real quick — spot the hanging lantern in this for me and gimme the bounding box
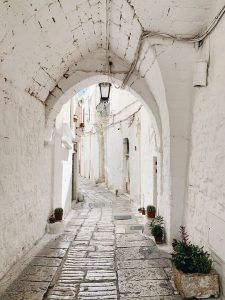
[99,82,111,101]
[96,82,111,117]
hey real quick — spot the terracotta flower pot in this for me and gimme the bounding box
[147,211,156,218]
[55,213,63,221]
[154,235,163,244]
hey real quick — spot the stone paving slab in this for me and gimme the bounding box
[31,257,62,267]
[78,282,117,299]
[90,240,114,246]
[20,265,57,282]
[56,233,76,242]
[116,233,147,242]
[117,239,154,248]
[1,281,49,300]
[72,240,89,246]
[116,246,162,260]
[120,296,182,300]
[36,248,66,258]
[47,241,71,249]
[117,258,171,269]
[64,257,115,270]
[71,244,96,251]
[47,283,77,300]
[88,251,114,258]
[69,219,85,225]
[118,267,167,282]
[114,219,138,225]
[67,249,87,257]
[76,232,93,240]
[86,270,116,281]
[115,227,126,234]
[119,279,174,297]
[58,270,85,283]
[96,245,115,251]
[93,232,115,240]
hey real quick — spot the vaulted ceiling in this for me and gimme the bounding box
[0,0,214,102]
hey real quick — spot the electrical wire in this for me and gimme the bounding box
[122,4,225,88]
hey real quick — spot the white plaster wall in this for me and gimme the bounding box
[104,125,123,191]
[185,16,225,296]
[80,133,100,182]
[140,108,158,208]
[0,79,52,280]
[54,100,73,216]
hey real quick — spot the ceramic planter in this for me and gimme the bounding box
[55,213,63,221]
[147,211,156,218]
[154,235,163,244]
[172,266,220,299]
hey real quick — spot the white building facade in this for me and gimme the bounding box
[78,85,160,210]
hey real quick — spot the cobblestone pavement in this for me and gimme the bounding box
[0,178,181,300]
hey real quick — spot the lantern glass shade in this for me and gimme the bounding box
[99,82,111,101]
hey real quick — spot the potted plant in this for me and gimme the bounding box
[149,216,164,244]
[141,207,146,215]
[146,205,156,218]
[138,207,142,213]
[171,226,220,299]
[54,208,63,221]
[172,238,178,250]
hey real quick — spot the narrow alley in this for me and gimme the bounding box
[0,178,180,300]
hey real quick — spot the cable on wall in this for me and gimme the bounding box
[122,4,225,88]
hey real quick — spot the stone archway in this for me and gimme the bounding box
[44,48,173,240]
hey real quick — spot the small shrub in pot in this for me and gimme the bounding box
[149,216,164,244]
[171,226,219,299]
[172,226,212,274]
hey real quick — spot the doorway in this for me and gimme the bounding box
[123,138,130,193]
[153,156,158,208]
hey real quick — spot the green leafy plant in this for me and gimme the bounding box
[151,224,163,237]
[49,214,55,224]
[149,216,164,237]
[147,205,156,212]
[54,208,63,214]
[172,226,212,274]
[172,238,178,250]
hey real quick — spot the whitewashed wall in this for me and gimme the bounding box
[79,85,159,209]
[185,15,225,295]
[0,80,52,280]
[53,99,74,216]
